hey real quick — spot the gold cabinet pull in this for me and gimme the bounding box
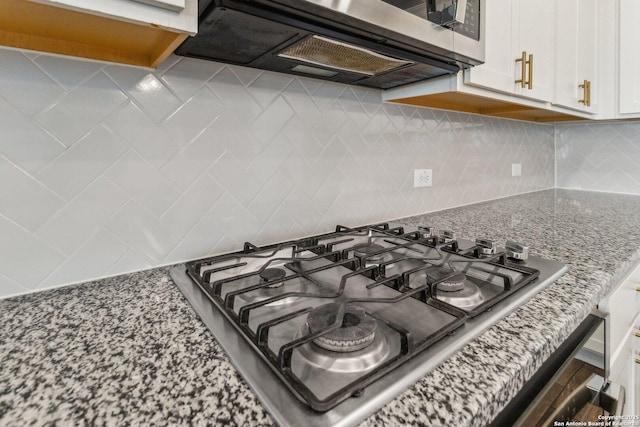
[515,51,527,88]
[527,54,533,90]
[579,80,588,105]
[515,52,533,89]
[579,80,592,107]
[636,359,640,364]
[635,286,640,292]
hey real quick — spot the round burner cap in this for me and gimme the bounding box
[437,272,467,292]
[259,267,287,288]
[353,243,385,263]
[428,268,467,292]
[307,303,377,353]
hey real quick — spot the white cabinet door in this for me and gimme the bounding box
[30,0,197,34]
[465,0,554,102]
[554,0,598,113]
[610,331,633,415]
[601,263,640,365]
[603,263,640,416]
[625,327,640,425]
[620,0,640,114]
[513,0,554,101]
[464,0,515,94]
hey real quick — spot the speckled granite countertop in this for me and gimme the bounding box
[3,189,640,427]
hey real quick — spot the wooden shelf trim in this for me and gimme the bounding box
[389,91,588,123]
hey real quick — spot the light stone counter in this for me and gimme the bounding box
[2,189,640,426]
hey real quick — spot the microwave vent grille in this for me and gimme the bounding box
[277,35,414,76]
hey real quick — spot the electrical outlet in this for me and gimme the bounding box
[414,169,432,188]
[512,163,522,177]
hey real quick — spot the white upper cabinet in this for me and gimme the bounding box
[464,0,554,102]
[554,0,598,114]
[28,0,197,33]
[0,0,197,68]
[383,0,640,122]
[463,0,514,94]
[619,0,640,114]
[513,0,554,101]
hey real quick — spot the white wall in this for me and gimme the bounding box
[0,47,555,298]
[556,121,640,194]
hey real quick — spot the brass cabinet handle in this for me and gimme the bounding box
[636,286,640,292]
[515,52,533,90]
[636,359,640,364]
[579,80,588,105]
[527,54,533,90]
[515,51,527,88]
[579,80,592,107]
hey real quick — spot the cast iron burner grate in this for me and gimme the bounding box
[182,223,540,412]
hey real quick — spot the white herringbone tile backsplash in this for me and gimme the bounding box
[556,122,640,194]
[0,47,555,298]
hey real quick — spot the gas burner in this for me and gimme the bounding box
[427,268,466,292]
[436,282,485,309]
[306,304,377,353]
[259,267,287,288]
[174,222,554,417]
[295,324,392,374]
[427,268,485,308]
[353,243,385,263]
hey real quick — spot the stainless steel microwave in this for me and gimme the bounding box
[175,0,485,89]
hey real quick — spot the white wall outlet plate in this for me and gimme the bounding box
[512,163,522,177]
[414,169,432,188]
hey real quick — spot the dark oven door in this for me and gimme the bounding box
[490,310,625,427]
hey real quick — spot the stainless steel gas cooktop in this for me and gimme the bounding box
[170,223,567,427]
